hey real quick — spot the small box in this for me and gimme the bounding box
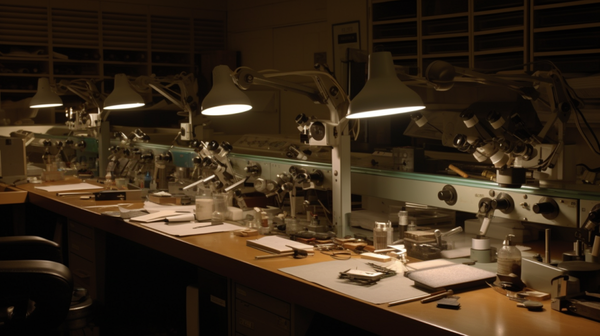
[94,188,142,201]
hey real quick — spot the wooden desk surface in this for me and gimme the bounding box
[18,179,600,336]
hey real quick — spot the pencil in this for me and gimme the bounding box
[388,290,446,307]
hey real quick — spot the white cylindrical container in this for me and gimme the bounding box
[398,210,408,239]
[373,222,387,250]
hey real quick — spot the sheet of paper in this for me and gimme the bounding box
[129,210,181,223]
[143,200,195,213]
[35,183,103,193]
[139,221,241,236]
[247,235,314,253]
[280,259,427,305]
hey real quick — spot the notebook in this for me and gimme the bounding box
[405,263,496,291]
[247,235,314,254]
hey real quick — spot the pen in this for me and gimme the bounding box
[255,252,314,259]
[421,289,453,303]
[388,290,446,307]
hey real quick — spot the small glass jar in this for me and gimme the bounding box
[211,193,228,223]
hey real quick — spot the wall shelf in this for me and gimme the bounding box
[370,0,599,75]
[0,0,226,125]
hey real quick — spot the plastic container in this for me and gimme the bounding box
[195,186,213,221]
[497,234,521,276]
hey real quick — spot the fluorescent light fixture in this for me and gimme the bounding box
[104,74,145,110]
[29,78,63,108]
[347,51,425,119]
[201,65,252,116]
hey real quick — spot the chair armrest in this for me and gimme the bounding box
[0,260,73,333]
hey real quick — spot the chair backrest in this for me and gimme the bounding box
[0,236,73,334]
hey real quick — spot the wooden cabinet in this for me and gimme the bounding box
[369,0,599,75]
[0,0,226,122]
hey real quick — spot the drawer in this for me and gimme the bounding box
[235,284,290,319]
[69,253,93,290]
[68,220,94,239]
[68,231,95,261]
[235,299,289,336]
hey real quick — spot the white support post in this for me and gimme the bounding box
[331,134,352,237]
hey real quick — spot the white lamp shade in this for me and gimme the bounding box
[104,74,145,110]
[29,78,63,108]
[348,51,425,119]
[201,65,252,116]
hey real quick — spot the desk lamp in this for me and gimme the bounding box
[200,51,425,236]
[104,72,199,141]
[29,77,111,177]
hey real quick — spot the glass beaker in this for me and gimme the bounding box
[212,193,229,223]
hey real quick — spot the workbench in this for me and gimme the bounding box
[14,179,600,336]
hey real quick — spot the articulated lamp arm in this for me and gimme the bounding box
[233,67,350,129]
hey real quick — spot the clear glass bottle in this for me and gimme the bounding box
[497,234,522,276]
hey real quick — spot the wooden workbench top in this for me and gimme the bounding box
[17,179,600,336]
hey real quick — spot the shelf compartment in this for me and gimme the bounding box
[193,19,226,52]
[0,59,48,75]
[103,12,148,50]
[534,0,593,6]
[474,11,524,32]
[533,53,600,74]
[473,0,525,12]
[373,40,417,57]
[104,50,148,63]
[373,22,417,40]
[534,27,600,52]
[474,31,524,52]
[474,51,525,71]
[422,37,468,55]
[151,65,193,77]
[151,51,190,65]
[0,4,48,44]
[423,56,469,73]
[0,75,39,91]
[51,9,100,48]
[104,64,148,78]
[53,62,100,77]
[372,0,417,21]
[421,0,468,17]
[534,2,600,28]
[53,47,101,61]
[422,17,468,36]
[151,16,191,53]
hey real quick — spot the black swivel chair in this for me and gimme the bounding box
[0,236,75,335]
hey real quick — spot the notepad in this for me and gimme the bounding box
[247,236,314,254]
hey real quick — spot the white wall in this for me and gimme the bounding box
[226,0,368,136]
